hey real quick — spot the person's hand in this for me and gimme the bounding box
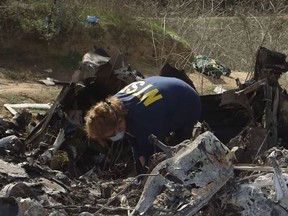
[139,156,145,167]
[136,155,148,175]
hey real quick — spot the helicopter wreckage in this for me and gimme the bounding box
[0,47,288,215]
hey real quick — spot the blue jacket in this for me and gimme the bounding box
[114,76,201,162]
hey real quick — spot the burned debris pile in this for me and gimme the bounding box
[1,46,288,215]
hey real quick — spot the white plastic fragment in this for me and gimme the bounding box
[4,103,51,116]
[39,129,65,163]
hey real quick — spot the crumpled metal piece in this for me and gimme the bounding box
[0,182,37,200]
[132,131,233,215]
[36,177,67,195]
[114,67,144,84]
[0,159,28,180]
[219,149,288,216]
[220,180,274,216]
[18,198,47,216]
[268,150,288,210]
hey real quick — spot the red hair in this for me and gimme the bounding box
[84,96,126,140]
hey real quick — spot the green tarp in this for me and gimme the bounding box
[192,55,231,79]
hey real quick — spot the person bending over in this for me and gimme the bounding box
[84,76,201,174]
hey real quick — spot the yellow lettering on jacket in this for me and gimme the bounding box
[141,89,163,106]
[132,84,153,98]
[118,81,144,94]
[118,81,163,106]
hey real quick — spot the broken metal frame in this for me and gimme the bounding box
[1,46,287,215]
[220,78,267,115]
[132,131,234,216]
[24,85,71,148]
[220,77,280,148]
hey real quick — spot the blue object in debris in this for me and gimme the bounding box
[44,17,49,25]
[86,16,100,23]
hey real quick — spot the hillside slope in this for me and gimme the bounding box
[0,16,250,118]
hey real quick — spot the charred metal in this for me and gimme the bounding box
[0,46,288,215]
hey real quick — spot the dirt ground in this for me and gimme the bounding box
[0,77,62,119]
[189,70,250,93]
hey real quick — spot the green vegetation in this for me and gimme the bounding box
[1,0,288,78]
[0,0,188,73]
[0,93,26,104]
[0,67,34,81]
[0,1,151,41]
[0,0,86,41]
[51,52,82,71]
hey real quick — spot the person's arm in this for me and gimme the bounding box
[132,145,148,174]
[130,135,151,175]
[135,155,148,175]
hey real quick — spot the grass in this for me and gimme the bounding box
[145,18,191,49]
[2,1,288,91]
[0,68,35,81]
[50,52,82,71]
[0,93,25,104]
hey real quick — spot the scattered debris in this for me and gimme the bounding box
[0,159,28,179]
[0,46,288,215]
[38,78,66,86]
[86,16,100,24]
[4,103,51,116]
[213,85,227,94]
[132,131,233,216]
[44,69,53,73]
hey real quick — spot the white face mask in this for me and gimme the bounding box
[109,131,125,141]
